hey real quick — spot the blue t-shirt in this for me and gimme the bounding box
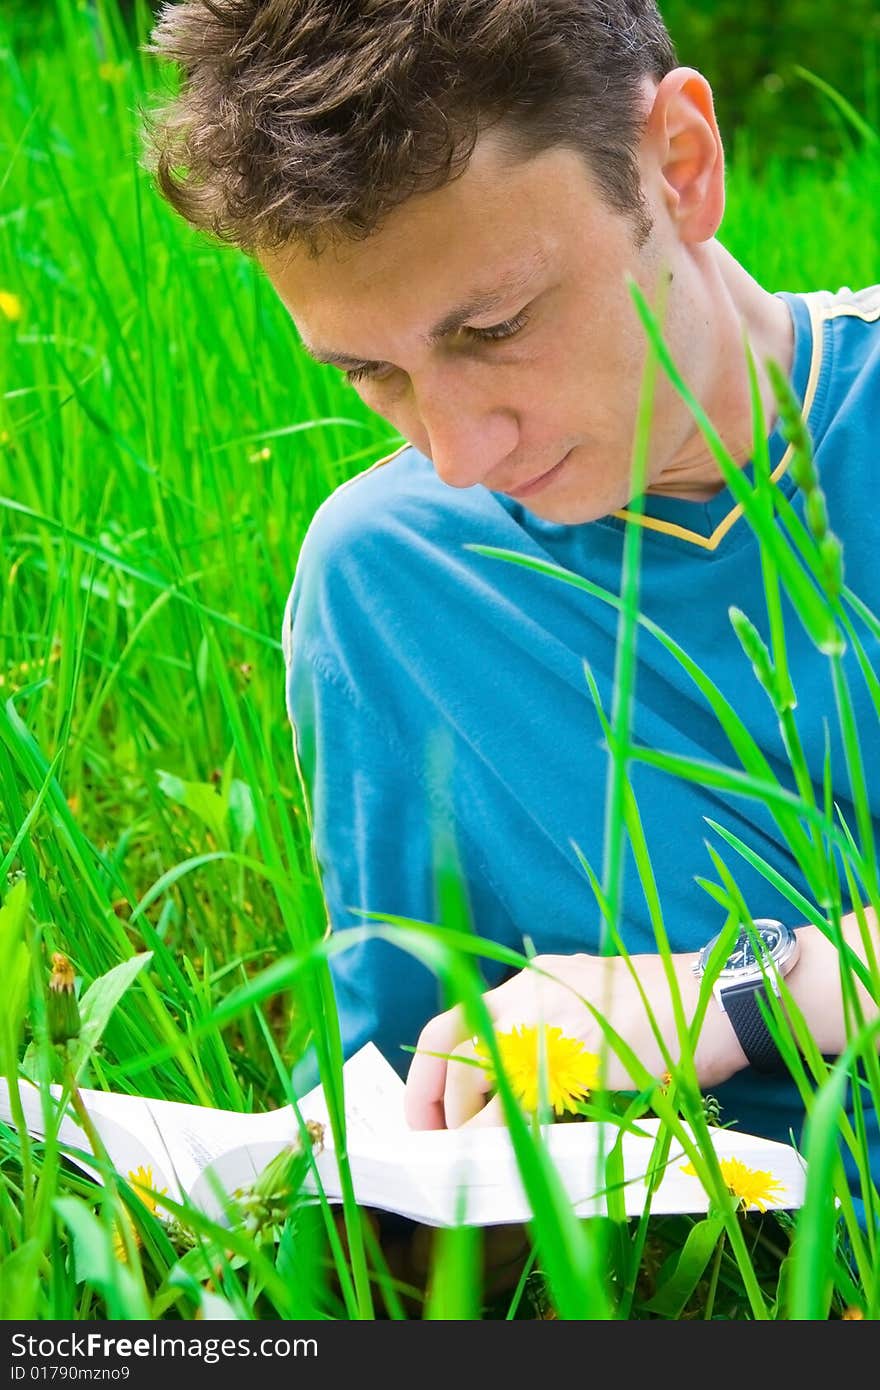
[282,283,880,1211]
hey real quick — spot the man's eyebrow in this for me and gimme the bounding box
[423,259,543,343]
[299,256,547,370]
[300,343,388,371]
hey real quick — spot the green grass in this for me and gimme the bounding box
[1,0,879,1320]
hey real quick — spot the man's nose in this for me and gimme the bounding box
[415,375,519,490]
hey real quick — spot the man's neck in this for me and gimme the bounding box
[646,241,796,503]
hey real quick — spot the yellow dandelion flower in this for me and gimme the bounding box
[127,1164,168,1215]
[112,1210,138,1263]
[680,1156,787,1213]
[841,1306,864,1319]
[112,1165,168,1263]
[0,292,22,322]
[475,1023,601,1116]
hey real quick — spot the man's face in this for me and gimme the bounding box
[262,118,708,525]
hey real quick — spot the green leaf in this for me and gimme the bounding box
[641,1214,725,1317]
[68,952,153,1079]
[787,1018,880,1320]
[0,880,30,1075]
[157,768,228,845]
[0,496,279,650]
[0,1240,45,1320]
[53,1196,150,1318]
[227,778,256,851]
[603,1134,628,1227]
[787,1075,847,1319]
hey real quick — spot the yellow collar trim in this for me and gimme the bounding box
[332,440,410,498]
[608,295,827,551]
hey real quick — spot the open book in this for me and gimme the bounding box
[0,1043,807,1226]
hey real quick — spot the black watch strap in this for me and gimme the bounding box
[722,980,785,1073]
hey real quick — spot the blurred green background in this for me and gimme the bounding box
[0,0,878,1321]
[663,0,880,161]
[4,0,879,164]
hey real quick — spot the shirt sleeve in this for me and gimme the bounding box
[280,483,525,1100]
[287,635,445,1088]
[284,632,520,1097]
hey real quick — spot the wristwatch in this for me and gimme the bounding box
[693,918,800,1073]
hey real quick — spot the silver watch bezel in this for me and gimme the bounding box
[693,917,800,993]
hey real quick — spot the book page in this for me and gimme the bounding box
[0,1077,180,1200]
[87,1089,300,1200]
[0,1044,411,1216]
[294,1042,410,1141]
[360,1117,808,1226]
[189,1136,441,1226]
[189,1045,425,1223]
[0,1077,308,1204]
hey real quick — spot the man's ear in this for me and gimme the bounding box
[643,67,725,244]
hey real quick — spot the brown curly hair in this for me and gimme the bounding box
[143,0,677,257]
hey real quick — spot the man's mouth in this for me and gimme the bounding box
[503,449,573,500]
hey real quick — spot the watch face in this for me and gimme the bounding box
[727,921,784,970]
[698,918,798,981]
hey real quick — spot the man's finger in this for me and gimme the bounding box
[404,1004,469,1130]
[443,1038,493,1129]
[460,1090,506,1128]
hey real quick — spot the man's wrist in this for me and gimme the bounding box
[689,921,810,1077]
[706,984,751,1076]
[685,949,751,1084]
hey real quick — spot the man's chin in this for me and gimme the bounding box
[516,498,617,526]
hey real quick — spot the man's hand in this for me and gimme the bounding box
[404,950,749,1130]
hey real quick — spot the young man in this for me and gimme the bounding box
[147,1,880,1217]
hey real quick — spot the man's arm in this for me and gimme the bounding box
[404,905,880,1130]
[786,904,880,1054]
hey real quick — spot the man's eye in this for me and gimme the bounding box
[343,362,394,386]
[466,310,531,344]
[343,311,531,386]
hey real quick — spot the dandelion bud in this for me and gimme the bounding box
[251,1121,324,1199]
[47,951,81,1045]
[234,1121,324,1236]
[251,1145,302,1203]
